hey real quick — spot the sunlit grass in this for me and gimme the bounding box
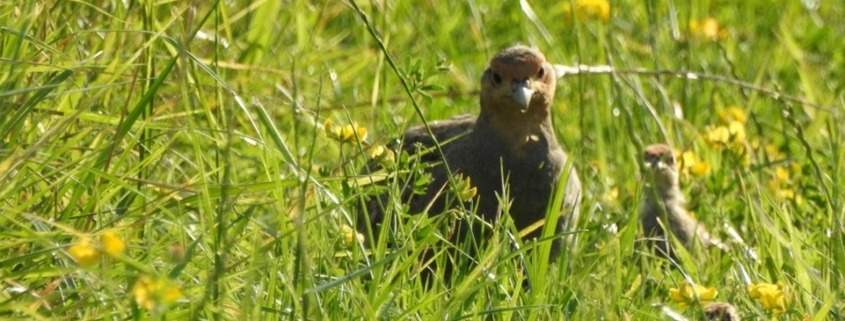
[1,0,843,319]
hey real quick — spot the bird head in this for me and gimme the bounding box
[480,46,555,115]
[703,302,740,321]
[642,144,679,188]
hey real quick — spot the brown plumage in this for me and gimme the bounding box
[363,46,581,260]
[639,144,726,257]
[703,302,740,321]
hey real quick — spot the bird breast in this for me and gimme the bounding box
[454,130,565,223]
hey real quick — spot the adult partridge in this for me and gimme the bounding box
[364,45,582,261]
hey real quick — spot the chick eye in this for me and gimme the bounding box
[665,157,675,165]
[537,67,545,78]
[492,72,502,85]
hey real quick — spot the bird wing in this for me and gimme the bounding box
[400,114,476,162]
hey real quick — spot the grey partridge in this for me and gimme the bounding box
[363,45,582,261]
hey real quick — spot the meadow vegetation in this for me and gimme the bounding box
[1,0,843,319]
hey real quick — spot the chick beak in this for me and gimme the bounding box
[512,80,534,112]
[644,159,664,171]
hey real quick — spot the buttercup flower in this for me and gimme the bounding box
[727,121,746,142]
[101,229,126,257]
[669,280,718,308]
[677,150,711,177]
[689,17,727,40]
[340,224,365,246]
[768,165,804,204]
[775,166,790,182]
[703,119,749,166]
[718,107,746,124]
[601,187,619,202]
[369,145,385,159]
[324,119,368,146]
[67,229,128,267]
[369,144,396,167]
[68,237,99,267]
[324,119,341,139]
[563,0,610,22]
[341,124,368,146]
[132,275,182,311]
[748,281,790,316]
[765,144,785,160]
[705,125,731,147]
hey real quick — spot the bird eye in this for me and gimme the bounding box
[665,157,675,165]
[537,67,545,78]
[492,72,502,85]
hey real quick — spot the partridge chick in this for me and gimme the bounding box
[640,144,725,257]
[703,302,740,321]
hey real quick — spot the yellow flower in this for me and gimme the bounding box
[601,187,619,202]
[776,188,795,200]
[704,121,747,159]
[323,119,341,139]
[765,144,785,160]
[340,224,364,246]
[677,150,710,177]
[669,280,718,308]
[369,145,385,159]
[727,121,746,142]
[768,166,803,203]
[452,174,478,202]
[163,286,182,304]
[68,237,100,267]
[563,0,610,22]
[718,107,746,124]
[690,162,711,177]
[689,17,727,40]
[369,145,396,167]
[766,144,782,159]
[790,162,802,175]
[748,282,789,316]
[101,229,125,257]
[324,119,368,146]
[750,138,761,150]
[341,124,368,145]
[705,125,731,147]
[132,275,182,311]
[775,166,790,182]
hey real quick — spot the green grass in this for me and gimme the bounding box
[1,0,844,319]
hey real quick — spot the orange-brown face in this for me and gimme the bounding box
[480,46,556,116]
[643,144,679,186]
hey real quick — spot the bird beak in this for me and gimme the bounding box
[644,160,664,170]
[512,80,534,112]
